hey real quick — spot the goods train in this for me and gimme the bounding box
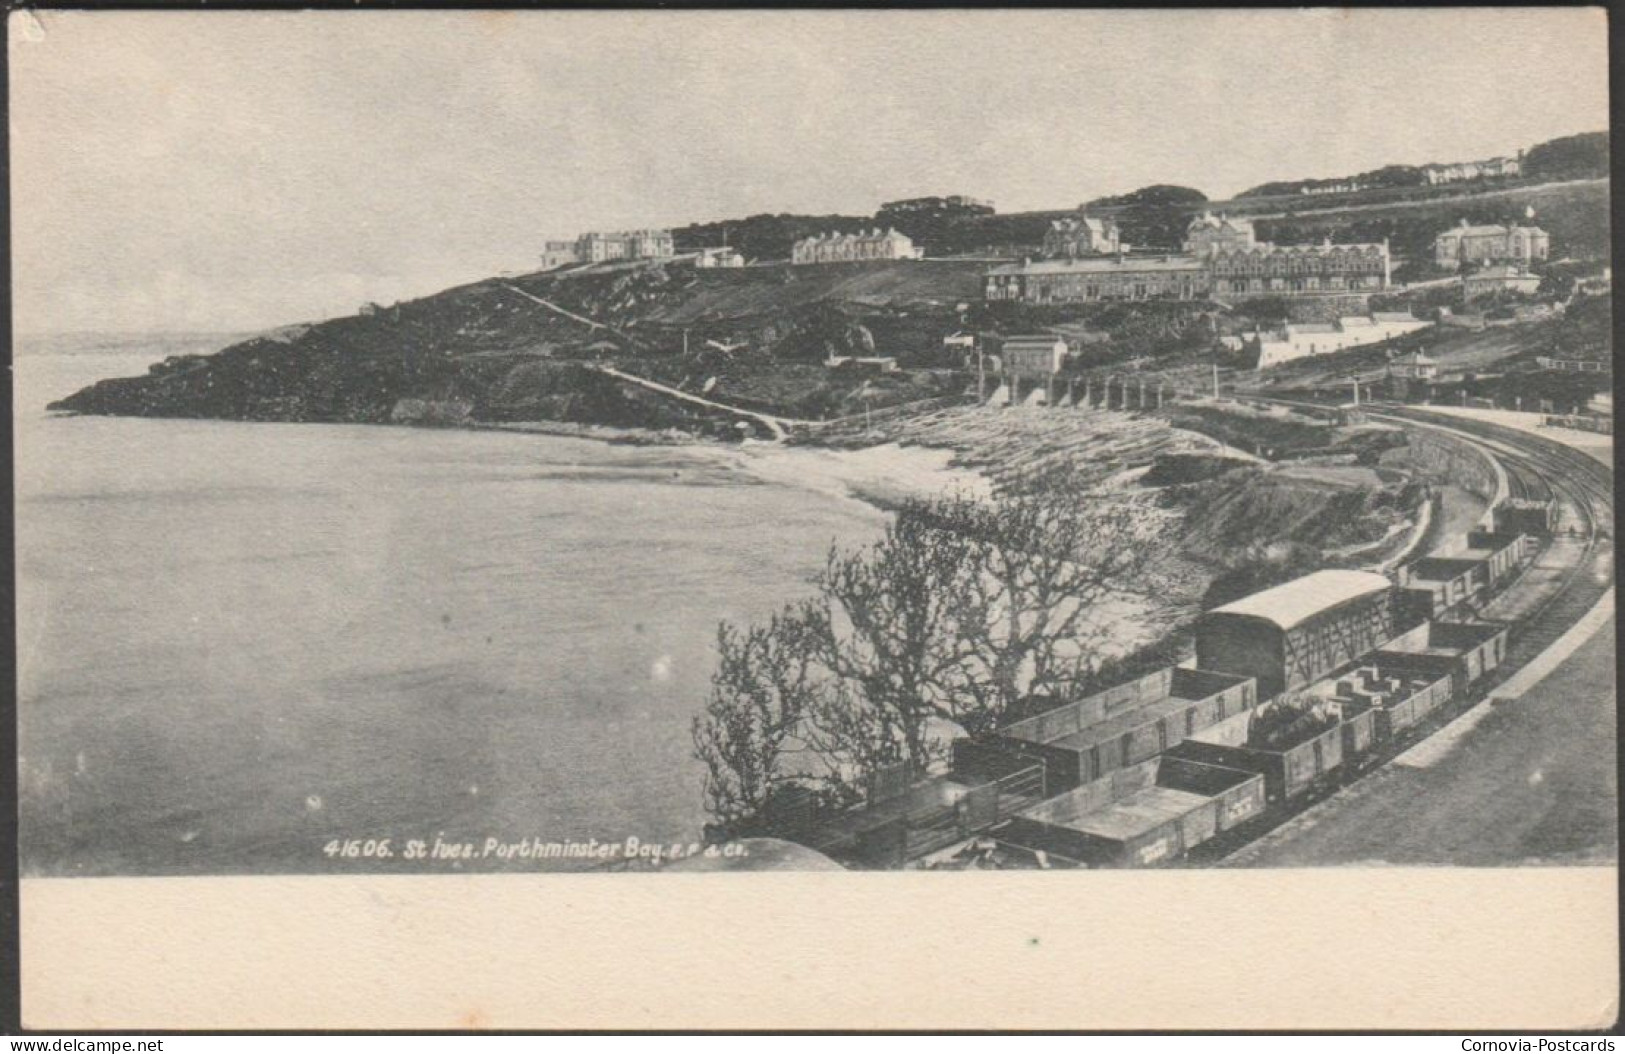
[797,494,1552,870]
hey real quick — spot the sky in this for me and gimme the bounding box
[10,8,1611,335]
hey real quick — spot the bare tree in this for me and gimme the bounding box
[690,611,829,836]
[937,493,1176,734]
[692,488,1180,834]
[801,501,983,770]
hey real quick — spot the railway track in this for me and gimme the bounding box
[1187,406,1613,864]
[1377,407,1611,641]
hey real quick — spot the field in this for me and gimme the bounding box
[951,177,1608,260]
[616,259,987,325]
[1250,179,1611,262]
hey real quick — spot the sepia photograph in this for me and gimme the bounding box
[9,6,1617,1031]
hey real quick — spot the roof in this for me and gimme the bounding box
[1213,242,1386,258]
[1205,570,1392,632]
[1000,333,1067,348]
[1052,216,1112,234]
[1444,223,1548,239]
[1187,212,1255,234]
[1372,311,1421,323]
[987,255,1203,276]
[797,228,913,246]
[1397,351,1437,365]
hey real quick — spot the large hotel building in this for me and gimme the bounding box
[985,212,1389,304]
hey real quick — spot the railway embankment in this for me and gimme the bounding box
[1220,410,1613,866]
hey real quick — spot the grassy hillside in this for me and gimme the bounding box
[1251,178,1610,261]
[637,260,985,324]
[48,258,988,429]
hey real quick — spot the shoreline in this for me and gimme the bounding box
[468,418,708,447]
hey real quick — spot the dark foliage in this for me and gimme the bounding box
[1522,131,1610,182]
[1085,184,1209,250]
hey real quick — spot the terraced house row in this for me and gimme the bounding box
[984,212,1390,304]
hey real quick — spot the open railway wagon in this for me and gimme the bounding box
[1463,528,1537,584]
[1168,659,1457,805]
[1395,530,1530,620]
[1369,620,1511,698]
[1165,702,1347,805]
[1397,556,1490,618]
[988,755,1266,868]
[1494,498,1558,537]
[951,666,1257,798]
[798,755,1046,869]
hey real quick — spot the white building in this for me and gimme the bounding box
[1254,313,1432,370]
[1434,220,1550,270]
[791,228,922,265]
[1422,154,1522,185]
[999,334,1069,377]
[1043,213,1122,258]
[541,240,580,270]
[1463,264,1542,298]
[1388,351,1440,380]
[691,247,745,268]
[542,229,676,269]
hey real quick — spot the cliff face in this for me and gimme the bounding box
[48,260,987,429]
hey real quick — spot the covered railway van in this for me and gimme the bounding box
[1195,570,1396,700]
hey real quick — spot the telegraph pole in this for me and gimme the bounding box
[1212,362,1220,399]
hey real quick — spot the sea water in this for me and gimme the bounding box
[17,336,968,875]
